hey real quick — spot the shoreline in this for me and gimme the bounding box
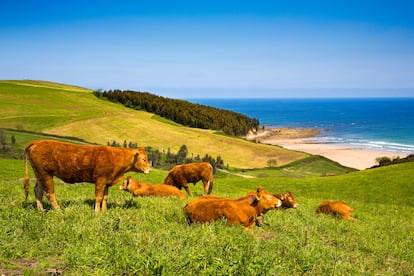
[247,128,409,170]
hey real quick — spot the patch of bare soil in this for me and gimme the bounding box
[0,258,63,276]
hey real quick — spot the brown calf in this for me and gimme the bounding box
[316,201,357,221]
[183,187,282,230]
[163,162,214,196]
[120,176,186,199]
[275,191,298,209]
[23,140,151,213]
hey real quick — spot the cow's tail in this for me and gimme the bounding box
[23,144,31,201]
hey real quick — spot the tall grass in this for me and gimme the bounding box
[0,158,413,275]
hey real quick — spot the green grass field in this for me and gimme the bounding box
[1,80,412,274]
[0,158,413,275]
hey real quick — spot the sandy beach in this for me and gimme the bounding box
[247,128,408,170]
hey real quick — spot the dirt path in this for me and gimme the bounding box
[217,169,256,178]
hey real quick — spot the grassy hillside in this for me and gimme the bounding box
[0,159,412,274]
[0,80,309,169]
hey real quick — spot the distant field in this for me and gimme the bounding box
[0,158,412,275]
[0,80,310,168]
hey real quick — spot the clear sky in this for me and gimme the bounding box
[1,0,414,98]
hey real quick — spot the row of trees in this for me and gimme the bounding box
[95,90,259,136]
[108,140,226,172]
[0,129,19,159]
[373,154,414,168]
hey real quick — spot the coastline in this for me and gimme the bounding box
[247,128,408,170]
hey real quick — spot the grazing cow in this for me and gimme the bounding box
[120,176,186,199]
[316,201,357,221]
[23,140,151,213]
[163,162,214,196]
[274,191,298,209]
[183,187,282,230]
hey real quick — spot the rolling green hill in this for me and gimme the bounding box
[0,80,311,169]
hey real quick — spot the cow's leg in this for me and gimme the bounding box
[343,214,357,221]
[101,185,110,212]
[94,179,107,214]
[208,179,213,194]
[38,177,60,210]
[182,182,193,196]
[34,180,45,211]
[203,179,213,195]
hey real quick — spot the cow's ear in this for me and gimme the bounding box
[132,151,139,165]
[274,194,283,200]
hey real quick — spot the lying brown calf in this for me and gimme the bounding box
[120,176,186,199]
[316,200,357,221]
[183,187,282,230]
[274,191,298,209]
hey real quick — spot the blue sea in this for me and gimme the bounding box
[189,98,414,154]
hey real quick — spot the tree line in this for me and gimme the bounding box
[94,90,259,136]
[372,154,414,168]
[108,140,225,172]
[0,129,18,159]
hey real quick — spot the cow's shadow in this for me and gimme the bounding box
[83,199,141,210]
[21,200,74,211]
[22,198,141,211]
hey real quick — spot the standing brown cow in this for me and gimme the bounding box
[23,140,151,213]
[163,162,213,196]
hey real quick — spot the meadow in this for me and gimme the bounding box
[0,157,413,275]
[1,80,413,275]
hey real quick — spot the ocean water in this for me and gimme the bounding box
[189,98,414,154]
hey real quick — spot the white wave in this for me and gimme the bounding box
[306,136,414,154]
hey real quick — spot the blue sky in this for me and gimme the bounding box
[1,0,414,98]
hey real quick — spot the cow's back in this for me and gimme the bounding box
[316,201,356,220]
[147,184,186,199]
[26,140,134,184]
[184,196,227,223]
[28,140,98,183]
[172,162,212,183]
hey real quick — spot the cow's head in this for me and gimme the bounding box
[133,148,151,174]
[275,191,298,209]
[120,176,132,191]
[254,187,282,214]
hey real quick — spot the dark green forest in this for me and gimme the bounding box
[94,90,259,136]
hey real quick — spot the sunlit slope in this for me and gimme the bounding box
[0,80,307,168]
